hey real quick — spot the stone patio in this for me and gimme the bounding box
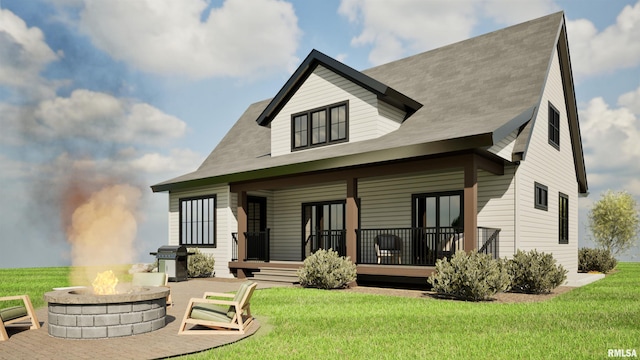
[0,278,291,360]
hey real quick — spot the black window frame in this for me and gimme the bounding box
[291,101,349,151]
[179,194,216,247]
[548,102,560,149]
[301,199,347,259]
[534,182,548,211]
[559,193,569,244]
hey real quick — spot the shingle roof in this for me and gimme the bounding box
[152,12,573,192]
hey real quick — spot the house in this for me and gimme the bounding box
[151,11,587,283]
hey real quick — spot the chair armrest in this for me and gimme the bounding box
[0,295,28,302]
[188,298,239,307]
[202,292,234,298]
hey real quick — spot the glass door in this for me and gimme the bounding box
[246,196,268,261]
[302,201,345,258]
[413,191,463,264]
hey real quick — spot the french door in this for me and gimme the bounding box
[412,191,463,264]
[302,201,346,258]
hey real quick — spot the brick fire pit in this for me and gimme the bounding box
[43,286,169,339]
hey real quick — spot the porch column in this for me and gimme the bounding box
[346,177,359,263]
[237,191,248,278]
[463,157,478,252]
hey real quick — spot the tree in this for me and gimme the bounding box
[588,190,640,256]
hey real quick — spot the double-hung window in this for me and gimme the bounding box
[548,102,560,149]
[292,102,348,150]
[179,195,216,247]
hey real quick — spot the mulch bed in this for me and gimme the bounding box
[346,285,574,303]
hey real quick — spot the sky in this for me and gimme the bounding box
[1,0,639,269]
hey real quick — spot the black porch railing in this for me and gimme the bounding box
[356,227,500,266]
[231,229,270,262]
[246,229,270,262]
[478,226,500,259]
[306,230,346,257]
[232,232,238,261]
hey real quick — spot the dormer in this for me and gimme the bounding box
[256,50,422,157]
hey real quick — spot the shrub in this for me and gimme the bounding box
[506,249,567,294]
[578,248,617,273]
[427,250,510,301]
[187,248,215,278]
[297,249,357,289]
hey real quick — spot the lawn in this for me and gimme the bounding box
[1,263,638,359]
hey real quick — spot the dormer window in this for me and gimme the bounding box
[292,101,348,151]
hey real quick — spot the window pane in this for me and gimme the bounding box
[426,197,436,227]
[294,115,308,147]
[311,110,326,144]
[330,105,346,141]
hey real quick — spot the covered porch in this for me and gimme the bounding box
[229,152,505,279]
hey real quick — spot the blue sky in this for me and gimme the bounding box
[1,0,639,268]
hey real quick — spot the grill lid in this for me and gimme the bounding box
[156,245,188,257]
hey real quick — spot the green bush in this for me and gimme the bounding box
[187,248,216,278]
[427,250,510,301]
[297,248,357,289]
[507,249,567,294]
[578,248,617,273]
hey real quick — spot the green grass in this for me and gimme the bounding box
[184,263,640,360]
[1,264,638,359]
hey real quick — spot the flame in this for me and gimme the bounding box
[92,270,119,295]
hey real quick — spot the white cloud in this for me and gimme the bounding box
[567,1,640,79]
[338,0,559,65]
[618,86,640,114]
[30,89,187,145]
[0,8,61,99]
[72,0,301,79]
[130,148,203,176]
[580,94,640,196]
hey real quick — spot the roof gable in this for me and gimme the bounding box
[152,12,584,193]
[256,49,422,126]
[511,19,587,193]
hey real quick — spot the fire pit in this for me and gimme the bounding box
[44,286,169,339]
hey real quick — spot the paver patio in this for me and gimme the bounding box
[0,278,290,360]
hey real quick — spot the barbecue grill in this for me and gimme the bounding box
[152,245,188,282]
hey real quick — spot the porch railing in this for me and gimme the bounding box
[231,229,270,262]
[356,227,500,266]
[305,230,346,257]
[232,232,238,261]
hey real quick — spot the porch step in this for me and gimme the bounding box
[251,267,300,284]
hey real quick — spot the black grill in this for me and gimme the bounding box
[153,245,188,282]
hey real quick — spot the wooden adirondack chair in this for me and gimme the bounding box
[132,272,173,307]
[178,281,257,335]
[0,295,40,341]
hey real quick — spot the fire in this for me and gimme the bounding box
[92,270,119,295]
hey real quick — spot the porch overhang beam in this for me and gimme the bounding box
[230,151,503,193]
